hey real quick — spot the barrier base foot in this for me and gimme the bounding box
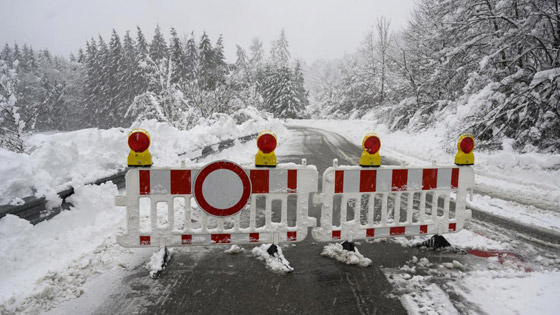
[420,234,451,249]
[149,246,171,279]
[341,241,355,252]
[267,244,278,257]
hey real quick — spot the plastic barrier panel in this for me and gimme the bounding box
[116,160,318,248]
[311,164,474,242]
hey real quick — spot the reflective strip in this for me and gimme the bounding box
[391,169,408,191]
[335,170,344,193]
[288,169,297,193]
[359,170,376,192]
[451,168,459,189]
[171,170,191,194]
[211,234,231,243]
[332,230,341,239]
[287,231,297,241]
[250,233,259,242]
[422,169,438,190]
[139,235,150,245]
[390,226,406,235]
[139,170,150,195]
[250,169,269,193]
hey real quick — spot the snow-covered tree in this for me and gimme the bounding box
[0,60,25,152]
[271,30,290,67]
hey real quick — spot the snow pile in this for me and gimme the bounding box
[321,243,372,267]
[0,107,286,205]
[147,248,172,278]
[393,229,509,252]
[0,183,150,314]
[251,244,293,274]
[224,245,244,254]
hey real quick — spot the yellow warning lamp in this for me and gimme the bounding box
[359,133,381,167]
[128,129,152,167]
[454,133,475,165]
[255,131,277,167]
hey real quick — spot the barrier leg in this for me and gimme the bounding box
[419,234,451,249]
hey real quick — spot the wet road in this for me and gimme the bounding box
[93,126,469,315]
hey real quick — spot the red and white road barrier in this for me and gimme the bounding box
[311,162,474,242]
[115,160,318,248]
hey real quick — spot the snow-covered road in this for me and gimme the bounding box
[1,122,559,315]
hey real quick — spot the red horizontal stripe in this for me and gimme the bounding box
[287,231,297,241]
[139,235,150,246]
[449,223,457,231]
[249,233,259,243]
[332,230,341,239]
[211,234,231,244]
[390,226,406,235]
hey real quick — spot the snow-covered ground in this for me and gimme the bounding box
[0,109,286,314]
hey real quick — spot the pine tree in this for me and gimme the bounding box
[271,30,290,67]
[198,32,215,90]
[108,29,126,125]
[262,66,304,119]
[149,25,167,63]
[293,61,309,109]
[169,27,187,85]
[184,32,198,82]
[214,35,228,86]
[136,26,149,56]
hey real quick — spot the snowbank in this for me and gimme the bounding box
[1,107,286,205]
[0,183,141,314]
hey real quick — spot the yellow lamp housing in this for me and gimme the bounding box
[128,129,153,167]
[454,133,475,166]
[255,131,277,167]
[359,133,381,167]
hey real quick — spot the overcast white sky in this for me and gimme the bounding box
[0,0,415,62]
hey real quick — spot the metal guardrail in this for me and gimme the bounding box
[0,133,258,225]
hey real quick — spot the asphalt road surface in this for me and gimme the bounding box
[90,126,479,315]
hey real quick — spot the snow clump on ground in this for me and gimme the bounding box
[251,244,294,274]
[321,243,372,267]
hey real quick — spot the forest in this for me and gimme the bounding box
[307,0,560,152]
[0,27,308,152]
[2,0,560,153]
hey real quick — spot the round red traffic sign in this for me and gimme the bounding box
[193,160,251,217]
